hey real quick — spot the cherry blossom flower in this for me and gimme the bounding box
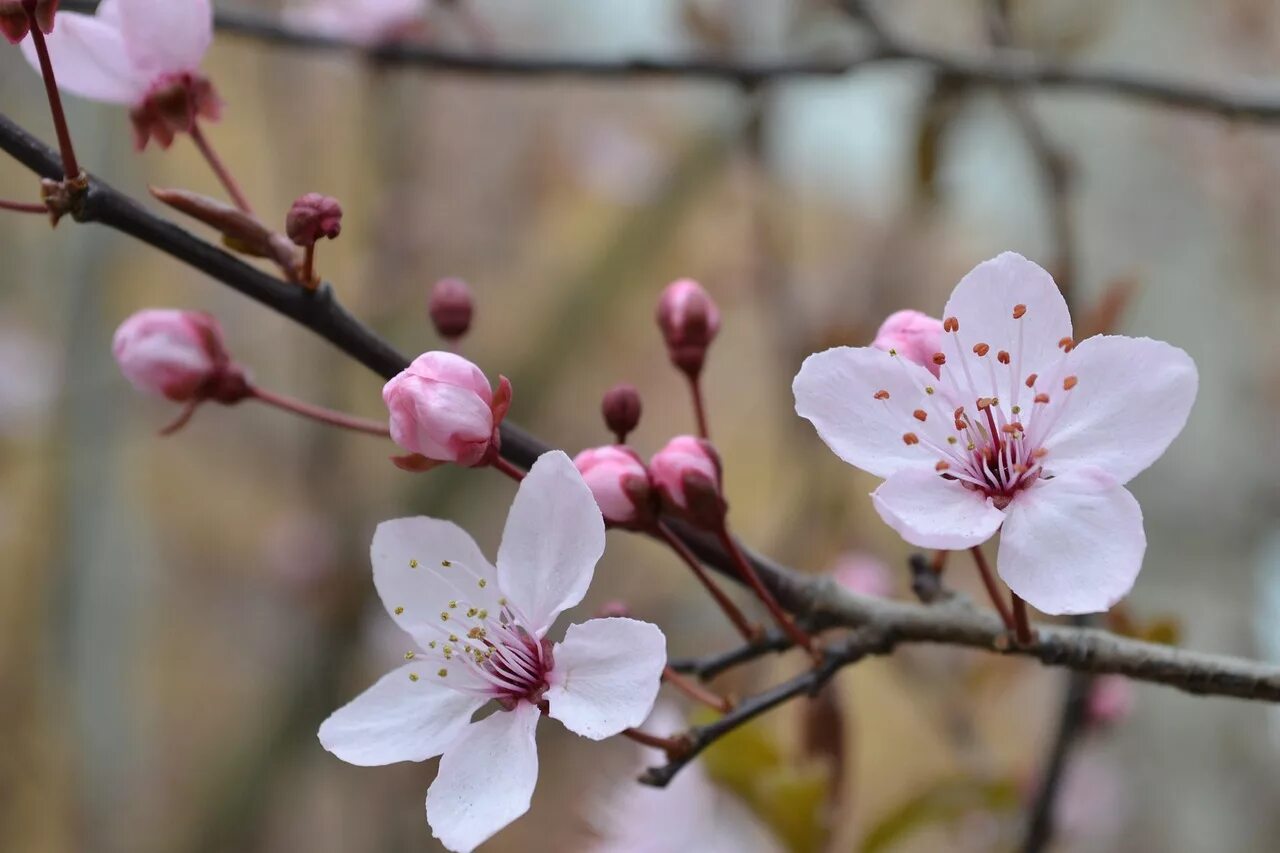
[794,252,1198,615]
[318,451,667,853]
[283,0,425,47]
[21,0,218,149]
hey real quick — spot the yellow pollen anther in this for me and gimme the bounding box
[874,389,890,400]
[449,634,458,643]
[1013,304,1027,319]
[441,560,452,568]
[477,579,487,588]
[973,342,990,356]
[405,651,415,660]
[408,673,419,682]
[408,559,418,568]
[944,316,959,333]
[498,597,508,606]
[977,397,992,410]
[467,608,478,618]
[925,386,935,395]
[440,612,450,621]
[438,668,448,678]
[932,352,947,366]
[967,442,976,451]
[1063,376,1079,390]
[477,609,488,619]
[913,409,928,422]
[468,627,485,639]
[394,606,404,615]
[902,432,920,446]
[1012,405,1022,414]
[946,436,958,444]
[428,641,437,649]
[997,350,1010,364]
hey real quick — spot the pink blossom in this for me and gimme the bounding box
[1086,674,1135,728]
[382,351,510,469]
[573,445,653,528]
[0,0,57,44]
[831,552,894,598]
[21,0,218,149]
[283,0,425,47]
[794,252,1198,615]
[319,452,667,853]
[112,308,233,402]
[649,435,721,515]
[872,309,945,378]
[656,279,721,377]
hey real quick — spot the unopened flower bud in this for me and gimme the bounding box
[382,351,510,469]
[831,552,894,599]
[650,435,724,527]
[573,445,653,529]
[871,309,945,377]
[286,193,343,246]
[601,382,642,443]
[428,277,474,342]
[656,279,721,378]
[112,309,245,403]
[596,600,632,619]
[1085,675,1135,729]
[0,0,57,45]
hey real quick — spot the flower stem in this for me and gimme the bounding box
[688,375,710,439]
[248,386,389,436]
[490,455,526,482]
[716,527,818,660]
[24,6,80,179]
[655,522,760,643]
[0,198,48,214]
[301,242,316,287]
[931,549,949,575]
[621,727,691,758]
[968,546,1016,631]
[189,120,255,216]
[663,666,733,713]
[1011,591,1035,645]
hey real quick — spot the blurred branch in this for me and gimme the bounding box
[52,1,1280,122]
[1020,650,1093,853]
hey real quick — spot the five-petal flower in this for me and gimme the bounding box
[793,252,1198,614]
[318,451,667,852]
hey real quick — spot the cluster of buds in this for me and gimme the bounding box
[656,278,720,380]
[0,0,57,45]
[574,434,725,533]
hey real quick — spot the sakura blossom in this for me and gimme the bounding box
[794,252,1198,615]
[283,0,425,48]
[318,451,667,853]
[21,0,218,149]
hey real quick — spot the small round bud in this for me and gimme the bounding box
[286,193,343,246]
[871,309,945,378]
[428,277,475,342]
[601,383,642,443]
[656,279,721,378]
[383,351,509,468]
[650,435,724,528]
[112,309,244,403]
[573,445,653,529]
[596,600,632,619]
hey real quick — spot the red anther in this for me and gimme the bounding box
[1058,336,1075,352]
[997,350,1010,364]
[1063,375,1079,390]
[1001,423,1023,434]
[913,409,928,422]
[874,389,890,400]
[1034,393,1050,404]
[954,420,966,431]
[902,432,920,446]
[976,397,992,410]
[973,342,990,356]
[935,460,951,472]
[1012,304,1027,319]
[943,316,959,333]
[932,352,947,366]
[1025,373,1038,388]
[953,406,965,419]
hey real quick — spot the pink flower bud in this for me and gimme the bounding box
[428,277,474,342]
[596,600,632,619]
[382,351,510,468]
[831,552,894,598]
[286,193,344,246]
[573,445,653,528]
[112,309,237,403]
[656,279,721,378]
[871,309,945,377]
[0,0,57,45]
[1085,675,1135,729]
[650,435,724,525]
[601,382,642,443]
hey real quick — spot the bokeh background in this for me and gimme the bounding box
[2,1,1280,850]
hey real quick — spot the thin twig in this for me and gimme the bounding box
[668,625,799,681]
[1020,654,1093,852]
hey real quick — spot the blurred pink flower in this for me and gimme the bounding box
[650,435,720,515]
[0,326,59,437]
[656,279,720,377]
[0,0,58,44]
[262,509,339,595]
[319,452,667,853]
[574,445,653,528]
[795,252,1198,615]
[872,309,945,378]
[831,552,894,598]
[21,0,218,149]
[1085,674,1135,728]
[283,0,425,47]
[1053,753,1127,846]
[112,309,233,402]
[382,351,509,469]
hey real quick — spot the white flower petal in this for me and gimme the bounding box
[998,467,1146,615]
[116,0,212,77]
[871,468,1006,549]
[427,703,541,853]
[545,618,666,740]
[318,664,483,766]
[793,346,944,479]
[20,10,142,103]
[1039,335,1198,485]
[371,517,501,651]
[496,451,605,635]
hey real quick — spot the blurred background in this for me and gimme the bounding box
[2,0,1279,850]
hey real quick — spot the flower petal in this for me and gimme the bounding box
[871,468,1006,549]
[1038,335,1198,485]
[116,0,212,78]
[318,664,483,766]
[545,618,667,740]
[427,703,541,853]
[371,517,502,651]
[793,346,943,479]
[997,467,1146,615]
[496,451,605,635]
[20,10,142,103]
[939,252,1071,402]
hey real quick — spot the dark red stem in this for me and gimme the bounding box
[1011,591,1035,645]
[24,6,80,179]
[0,198,49,214]
[655,521,760,643]
[248,385,389,436]
[969,546,1016,631]
[663,666,733,713]
[490,455,527,482]
[716,527,818,660]
[689,375,710,439]
[189,120,255,216]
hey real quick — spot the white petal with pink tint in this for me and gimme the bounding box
[545,618,666,740]
[318,665,483,766]
[871,468,1007,549]
[20,9,141,102]
[997,467,1146,615]
[1039,335,1198,485]
[115,0,212,77]
[427,702,541,853]
[497,451,605,634]
[793,346,941,479]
